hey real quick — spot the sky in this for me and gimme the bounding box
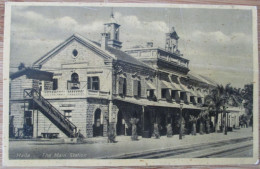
[9,5,254,88]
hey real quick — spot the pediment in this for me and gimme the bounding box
[33,34,115,67]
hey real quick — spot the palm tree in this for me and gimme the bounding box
[205,85,227,133]
[206,84,243,135]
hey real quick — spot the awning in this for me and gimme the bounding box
[179,84,190,92]
[196,91,204,98]
[189,89,197,97]
[171,82,182,91]
[161,80,173,89]
[146,82,156,90]
[113,96,202,110]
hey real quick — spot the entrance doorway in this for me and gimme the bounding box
[116,110,125,135]
[24,111,33,137]
[143,110,152,138]
[93,109,103,137]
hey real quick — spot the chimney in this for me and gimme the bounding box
[146,42,153,48]
[101,33,109,50]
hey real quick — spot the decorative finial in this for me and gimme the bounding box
[110,7,114,19]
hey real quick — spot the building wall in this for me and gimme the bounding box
[10,101,27,137]
[40,40,105,70]
[40,40,113,93]
[33,99,88,138]
[36,98,110,138]
[113,62,156,99]
[86,99,109,138]
[10,75,34,100]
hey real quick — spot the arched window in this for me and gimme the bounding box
[71,73,79,83]
[69,73,80,89]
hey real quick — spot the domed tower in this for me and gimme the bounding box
[165,27,180,54]
[103,10,122,49]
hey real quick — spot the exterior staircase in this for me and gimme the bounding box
[24,88,84,138]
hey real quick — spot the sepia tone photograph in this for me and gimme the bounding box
[2,2,258,166]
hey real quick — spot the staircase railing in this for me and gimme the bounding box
[24,88,83,138]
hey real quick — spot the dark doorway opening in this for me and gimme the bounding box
[143,110,152,138]
[116,111,125,135]
[93,109,103,137]
[24,111,33,137]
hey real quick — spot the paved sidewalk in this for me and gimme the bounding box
[9,127,253,159]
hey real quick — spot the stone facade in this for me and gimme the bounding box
[9,14,244,139]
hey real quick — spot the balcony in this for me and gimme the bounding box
[42,89,110,99]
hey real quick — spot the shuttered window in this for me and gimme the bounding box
[133,80,138,96]
[44,81,53,90]
[133,80,141,97]
[118,77,124,95]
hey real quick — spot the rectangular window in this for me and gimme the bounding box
[137,81,141,97]
[118,77,127,95]
[123,78,127,95]
[161,89,167,98]
[198,97,202,104]
[64,110,72,121]
[180,92,185,101]
[190,96,195,103]
[53,79,58,90]
[171,90,176,100]
[88,76,100,90]
[133,80,141,97]
[24,111,32,126]
[44,81,53,91]
[148,90,154,98]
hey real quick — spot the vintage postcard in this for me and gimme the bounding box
[3,2,259,166]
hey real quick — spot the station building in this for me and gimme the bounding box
[9,13,243,139]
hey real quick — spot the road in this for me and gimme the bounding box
[9,128,254,159]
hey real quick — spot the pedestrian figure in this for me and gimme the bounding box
[210,121,213,132]
[130,118,139,141]
[166,124,173,137]
[199,120,204,135]
[189,115,197,136]
[206,119,210,134]
[107,124,116,143]
[153,123,160,139]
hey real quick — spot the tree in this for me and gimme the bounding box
[242,84,253,127]
[205,84,243,135]
[205,85,227,133]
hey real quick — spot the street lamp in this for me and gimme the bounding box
[179,103,184,140]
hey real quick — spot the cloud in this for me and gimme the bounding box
[10,7,254,88]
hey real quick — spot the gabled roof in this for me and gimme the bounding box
[33,33,153,70]
[10,68,53,81]
[33,33,116,66]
